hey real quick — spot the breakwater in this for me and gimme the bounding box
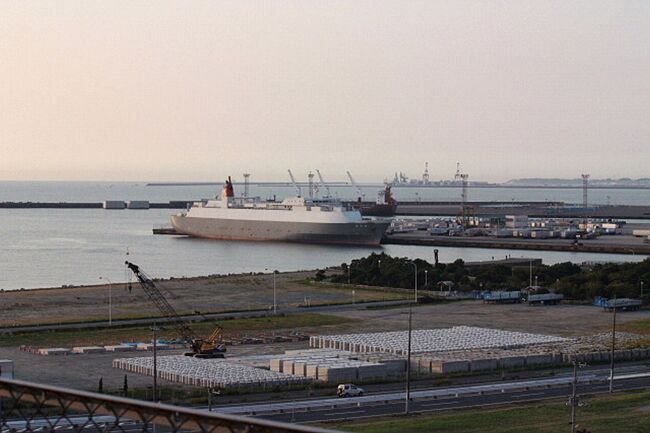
[0,201,191,209]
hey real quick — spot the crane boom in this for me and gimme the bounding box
[346,171,364,200]
[315,169,331,198]
[287,169,301,197]
[125,261,225,358]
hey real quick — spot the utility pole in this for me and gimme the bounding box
[273,270,277,315]
[410,261,418,303]
[609,292,617,393]
[405,306,412,415]
[568,358,585,433]
[265,268,278,314]
[641,281,645,303]
[348,262,351,285]
[99,276,113,326]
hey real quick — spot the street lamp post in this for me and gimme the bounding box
[99,276,112,326]
[405,305,412,415]
[151,323,160,402]
[424,270,428,289]
[348,263,351,285]
[609,292,617,393]
[265,268,278,314]
[273,270,277,315]
[641,281,645,302]
[410,261,418,302]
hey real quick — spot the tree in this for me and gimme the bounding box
[123,375,129,396]
[98,377,103,394]
[314,269,326,281]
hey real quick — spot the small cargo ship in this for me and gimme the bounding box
[170,177,390,246]
[355,184,397,217]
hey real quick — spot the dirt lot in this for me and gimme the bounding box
[325,301,650,337]
[0,270,404,327]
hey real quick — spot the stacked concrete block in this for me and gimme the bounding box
[37,348,71,356]
[72,346,106,354]
[378,359,407,375]
[318,365,358,383]
[311,326,569,355]
[270,358,284,372]
[113,355,311,389]
[499,356,525,369]
[470,358,499,371]
[525,354,554,367]
[105,345,137,352]
[430,360,470,374]
[136,343,170,351]
[357,363,386,381]
[293,361,308,377]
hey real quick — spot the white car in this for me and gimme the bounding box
[337,383,364,397]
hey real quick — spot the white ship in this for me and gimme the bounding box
[171,177,390,246]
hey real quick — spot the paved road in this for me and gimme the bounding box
[257,377,650,423]
[0,300,411,334]
[207,367,650,423]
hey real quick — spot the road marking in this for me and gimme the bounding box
[326,410,367,416]
[515,392,546,398]
[419,400,461,408]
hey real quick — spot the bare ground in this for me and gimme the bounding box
[0,270,403,327]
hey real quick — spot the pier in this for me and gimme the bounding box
[383,232,650,255]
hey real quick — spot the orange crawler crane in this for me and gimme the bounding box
[125,261,226,359]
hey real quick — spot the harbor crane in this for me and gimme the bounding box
[315,169,332,198]
[346,171,365,201]
[287,169,302,197]
[125,261,226,359]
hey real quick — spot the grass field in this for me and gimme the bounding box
[326,390,650,433]
[0,313,353,347]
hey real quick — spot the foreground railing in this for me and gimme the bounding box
[0,378,341,433]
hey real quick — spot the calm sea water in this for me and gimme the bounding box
[0,182,647,291]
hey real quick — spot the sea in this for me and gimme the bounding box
[0,181,648,291]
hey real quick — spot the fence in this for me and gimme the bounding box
[0,378,341,433]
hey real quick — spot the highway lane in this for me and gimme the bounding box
[211,366,649,415]
[252,376,650,423]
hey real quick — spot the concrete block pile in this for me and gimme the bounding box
[311,326,569,355]
[269,349,398,382]
[113,355,312,389]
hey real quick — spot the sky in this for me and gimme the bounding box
[2,1,649,182]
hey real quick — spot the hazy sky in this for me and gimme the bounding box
[2,1,649,182]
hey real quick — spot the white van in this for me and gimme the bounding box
[337,383,364,397]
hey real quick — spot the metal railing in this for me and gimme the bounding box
[0,378,341,433]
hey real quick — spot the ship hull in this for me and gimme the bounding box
[171,215,390,246]
[356,203,397,217]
